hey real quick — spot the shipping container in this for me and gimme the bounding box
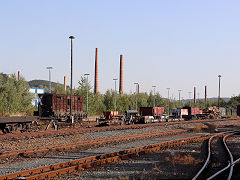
[140,107,164,116]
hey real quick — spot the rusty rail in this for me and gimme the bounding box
[193,131,239,180]
[0,118,237,141]
[0,129,187,160]
[0,134,216,180]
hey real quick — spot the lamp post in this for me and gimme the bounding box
[152,86,156,107]
[218,75,222,109]
[113,78,118,112]
[134,83,139,111]
[84,74,90,114]
[178,90,182,106]
[166,88,170,116]
[69,36,75,118]
[46,67,53,93]
[188,91,192,106]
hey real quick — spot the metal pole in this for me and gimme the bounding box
[113,78,118,112]
[46,67,53,93]
[152,86,156,107]
[84,74,90,114]
[218,75,221,108]
[134,83,138,111]
[188,91,192,106]
[69,36,75,117]
[167,88,170,116]
[178,90,182,106]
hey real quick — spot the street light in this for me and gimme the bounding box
[46,67,53,93]
[218,75,222,108]
[178,90,182,106]
[113,78,118,112]
[84,74,90,114]
[152,86,156,107]
[69,36,75,118]
[188,91,192,106]
[134,83,139,111]
[166,88,170,116]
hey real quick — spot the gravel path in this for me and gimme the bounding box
[0,131,207,176]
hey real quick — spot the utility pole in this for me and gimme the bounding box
[152,86,156,107]
[84,74,90,115]
[167,88,170,116]
[46,67,53,93]
[218,75,222,109]
[134,83,139,111]
[188,91,192,106]
[69,36,75,119]
[178,90,182,107]
[113,78,118,112]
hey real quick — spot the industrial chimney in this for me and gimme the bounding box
[94,48,98,94]
[64,76,66,93]
[194,87,196,104]
[119,55,123,94]
[17,71,20,81]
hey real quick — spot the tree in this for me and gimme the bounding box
[0,74,32,115]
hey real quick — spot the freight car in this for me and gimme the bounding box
[38,93,87,122]
[181,106,202,120]
[139,107,165,123]
[0,116,38,133]
[0,93,87,133]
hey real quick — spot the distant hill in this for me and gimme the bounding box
[183,97,230,103]
[28,80,69,91]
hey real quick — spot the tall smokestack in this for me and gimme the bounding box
[17,71,20,81]
[205,85,207,104]
[94,48,98,94]
[194,87,196,104]
[119,55,123,94]
[64,76,66,92]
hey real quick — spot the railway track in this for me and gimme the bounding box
[193,131,240,180]
[0,133,220,180]
[0,129,187,161]
[0,118,238,141]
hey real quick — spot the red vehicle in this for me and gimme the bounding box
[140,107,164,117]
[182,107,202,119]
[38,93,87,121]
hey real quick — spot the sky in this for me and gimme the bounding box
[0,0,240,99]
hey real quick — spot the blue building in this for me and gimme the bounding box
[29,88,45,106]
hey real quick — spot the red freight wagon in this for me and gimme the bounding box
[140,107,164,116]
[38,93,86,120]
[184,107,201,116]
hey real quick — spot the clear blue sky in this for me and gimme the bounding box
[0,0,239,99]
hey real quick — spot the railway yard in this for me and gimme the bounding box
[0,118,240,179]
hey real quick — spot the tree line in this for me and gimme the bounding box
[53,76,240,115]
[0,74,239,116]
